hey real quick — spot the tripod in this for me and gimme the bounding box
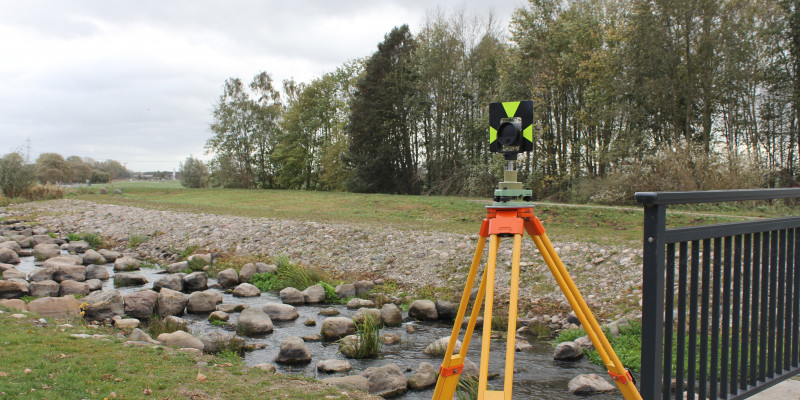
[431,205,643,400]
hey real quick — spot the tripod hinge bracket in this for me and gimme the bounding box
[439,364,463,377]
[608,369,634,385]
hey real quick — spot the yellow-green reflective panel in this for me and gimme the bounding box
[490,127,497,143]
[502,101,520,118]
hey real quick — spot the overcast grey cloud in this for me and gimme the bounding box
[0,0,524,172]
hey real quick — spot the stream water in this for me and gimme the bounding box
[16,256,620,399]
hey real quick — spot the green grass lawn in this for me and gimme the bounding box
[0,308,377,400]
[64,180,779,245]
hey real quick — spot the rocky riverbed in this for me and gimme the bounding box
[7,199,644,325]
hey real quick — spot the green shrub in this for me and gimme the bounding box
[250,273,278,292]
[67,232,104,248]
[319,281,339,303]
[554,321,642,373]
[178,245,198,258]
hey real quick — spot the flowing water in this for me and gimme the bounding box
[17,256,621,399]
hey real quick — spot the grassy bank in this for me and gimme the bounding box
[0,308,377,399]
[65,181,767,245]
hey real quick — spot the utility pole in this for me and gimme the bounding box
[25,137,31,163]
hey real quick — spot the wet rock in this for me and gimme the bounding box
[182,271,208,292]
[568,374,616,394]
[123,290,158,319]
[435,300,457,320]
[352,308,382,325]
[198,331,244,354]
[233,283,260,297]
[237,307,273,335]
[82,289,124,321]
[27,295,81,319]
[322,375,369,392]
[153,274,184,292]
[337,335,361,358]
[81,249,106,265]
[334,283,356,299]
[59,280,89,296]
[360,363,407,397]
[114,272,147,287]
[317,359,352,373]
[114,256,141,272]
[279,287,305,305]
[217,268,239,288]
[346,298,374,309]
[209,311,229,322]
[97,249,121,262]
[381,333,401,345]
[319,307,340,316]
[424,337,460,357]
[321,316,356,340]
[157,288,187,316]
[302,284,326,303]
[409,300,438,321]
[407,362,437,390]
[216,303,244,313]
[29,280,60,297]
[261,302,299,321]
[85,264,109,280]
[157,330,203,351]
[380,303,403,326]
[186,290,218,313]
[274,336,311,364]
[554,341,584,360]
[33,243,60,261]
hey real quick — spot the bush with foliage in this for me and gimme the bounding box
[180,156,209,188]
[0,152,35,198]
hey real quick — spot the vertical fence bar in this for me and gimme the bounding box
[750,232,761,386]
[688,240,700,399]
[708,238,730,399]
[719,236,731,398]
[777,229,786,373]
[700,239,712,399]
[784,228,795,371]
[793,228,800,367]
[740,233,752,391]
[760,231,770,381]
[767,230,778,378]
[641,203,667,399]
[677,242,689,399]
[731,234,742,394]
[663,243,676,399]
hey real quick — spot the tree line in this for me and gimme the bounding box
[204,0,800,203]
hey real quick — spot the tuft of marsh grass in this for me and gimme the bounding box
[351,313,382,359]
[455,376,480,400]
[127,234,148,248]
[67,231,104,248]
[144,315,188,338]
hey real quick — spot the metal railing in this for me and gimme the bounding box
[636,189,800,399]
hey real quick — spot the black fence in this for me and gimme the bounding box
[636,189,800,399]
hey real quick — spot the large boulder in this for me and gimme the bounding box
[82,289,124,321]
[114,272,147,287]
[237,307,273,335]
[321,317,356,340]
[67,240,90,253]
[274,336,311,364]
[322,375,369,392]
[114,256,141,272]
[59,280,89,296]
[346,298,374,309]
[254,262,276,274]
[261,303,299,321]
[27,295,81,319]
[123,290,158,319]
[238,263,256,283]
[0,279,28,299]
[33,243,61,261]
[29,280,60,297]
[2,268,26,280]
[0,299,26,312]
[217,268,239,288]
[153,274,184,292]
[165,261,188,273]
[182,271,208,292]
[198,331,245,354]
[85,264,109,280]
[85,279,103,292]
[82,249,107,265]
[353,280,375,296]
[317,359,352,373]
[302,284,326,304]
[129,328,160,344]
[408,300,438,321]
[156,330,203,351]
[53,265,86,282]
[435,300,457,320]
[381,304,403,326]
[29,266,55,282]
[187,253,212,266]
[0,248,20,264]
[97,249,121,262]
[30,234,55,247]
[554,341,584,360]
[352,308,382,325]
[279,287,305,305]
[334,283,356,299]
[43,255,82,268]
[157,288,187,316]
[568,374,616,394]
[186,290,218,313]
[360,363,407,397]
[407,362,437,390]
[232,283,260,298]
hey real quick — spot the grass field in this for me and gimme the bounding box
[0,308,376,399]
[63,180,790,245]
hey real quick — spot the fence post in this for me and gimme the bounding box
[640,200,667,399]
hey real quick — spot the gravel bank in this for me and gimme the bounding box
[8,199,644,321]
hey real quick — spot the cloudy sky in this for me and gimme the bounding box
[0,0,524,172]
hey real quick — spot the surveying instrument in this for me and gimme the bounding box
[431,101,642,400]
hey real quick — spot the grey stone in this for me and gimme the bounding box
[33,243,60,261]
[238,263,256,283]
[29,280,60,297]
[574,335,594,350]
[83,289,124,321]
[153,274,183,292]
[232,283,260,297]
[98,249,121,262]
[0,248,20,264]
[187,253,212,266]
[85,264,109,280]
[182,271,208,292]
[114,256,141,271]
[209,311,229,322]
[2,268,26,280]
[554,341,584,360]
[319,307,340,316]
[435,300,457,320]
[568,374,616,394]
[252,363,277,374]
[274,336,311,364]
[27,295,81,319]
[407,362,437,390]
[28,266,55,282]
[317,359,352,373]
[198,331,244,354]
[156,330,203,351]
[157,288,187,316]
[354,280,375,296]
[30,234,55,247]
[352,308,382,325]
[123,290,158,319]
[0,241,21,254]
[346,298,374,309]
[302,284,326,303]
[186,290,218,313]
[59,280,89,296]
[360,363,407,397]
[129,328,159,344]
[53,264,86,282]
[321,316,356,340]
[82,249,106,265]
[67,240,90,253]
[334,283,356,299]
[261,302,299,321]
[0,279,28,299]
[279,287,305,305]
[381,303,403,326]
[217,268,239,288]
[43,255,82,268]
[114,272,147,287]
[165,261,188,273]
[424,337,460,357]
[85,279,103,291]
[322,375,369,392]
[237,307,273,335]
[408,300,438,321]
[254,262,276,274]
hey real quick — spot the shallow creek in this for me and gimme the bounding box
[16,256,619,399]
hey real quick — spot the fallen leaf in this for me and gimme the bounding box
[196,372,207,383]
[0,372,8,377]
[24,369,31,374]
[143,387,152,395]
[101,374,113,381]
